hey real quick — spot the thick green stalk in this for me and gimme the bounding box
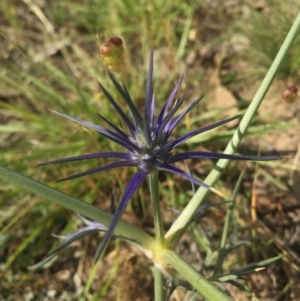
[147,171,166,301]
[153,267,167,301]
[166,12,300,246]
[147,172,165,248]
[158,249,233,301]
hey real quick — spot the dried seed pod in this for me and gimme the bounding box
[100,37,124,73]
[281,86,298,103]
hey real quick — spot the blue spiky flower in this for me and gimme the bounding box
[40,51,278,261]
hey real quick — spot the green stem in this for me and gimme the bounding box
[147,172,165,248]
[165,11,300,247]
[214,170,245,274]
[147,171,166,301]
[154,267,167,301]
[158,249,233,301]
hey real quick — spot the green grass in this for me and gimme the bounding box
[231,0,300,84]
[1,0,300,300]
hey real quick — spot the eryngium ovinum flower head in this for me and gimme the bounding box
[40,51,278,261]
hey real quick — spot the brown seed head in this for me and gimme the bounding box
[100,43,112,56]
[281,86,298,103]
[109,37,123,45]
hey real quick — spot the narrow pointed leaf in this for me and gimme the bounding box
[93,170,148,262]
[52,226,106,255]
[107,72,144,130]
[57,160,137,182]
[50,110,138,152]
[167,96,204,134]
[97,81,135,135]
[157,75,184,126]
[157,97,185,138]
[156,163,210,189]
[172,115,241,148]
[143,51,155,145]
[120,83,138,128]
[39,152,130,166]
[169,151,281,163]
[193,201,229,221]
[30,226,106,270]
[97,113,130,140]
[150,94,155,126]
[222,255,284,278]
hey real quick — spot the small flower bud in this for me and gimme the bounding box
[100,37,124,73]
[281,86,298,103]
